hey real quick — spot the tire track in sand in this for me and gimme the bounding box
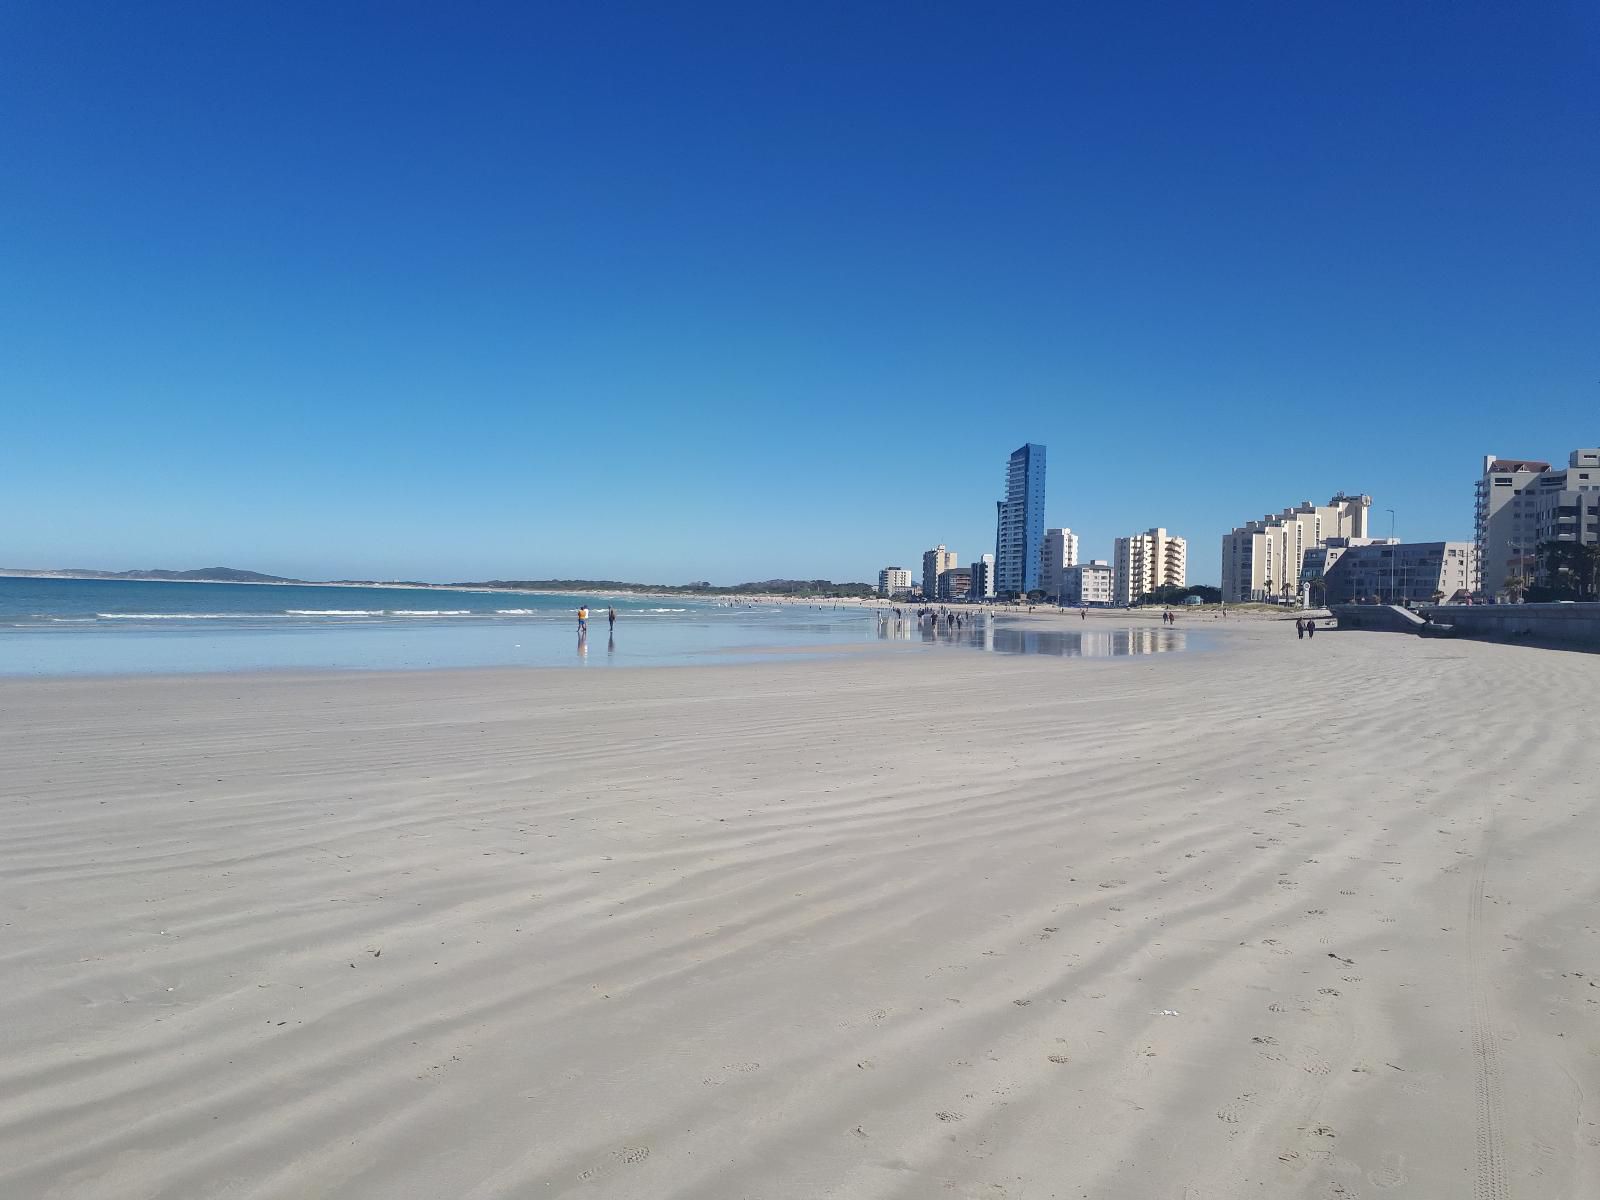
[1469,838,1511,1200]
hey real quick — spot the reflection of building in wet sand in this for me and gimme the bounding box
[884,615,1187,657]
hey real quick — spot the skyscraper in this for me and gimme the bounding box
[994,443,1046,596]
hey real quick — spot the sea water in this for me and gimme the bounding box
[0,577,1193,675]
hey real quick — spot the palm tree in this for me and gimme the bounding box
[1505,573,1529,603]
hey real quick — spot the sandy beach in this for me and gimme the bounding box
[2,621,1597,1199]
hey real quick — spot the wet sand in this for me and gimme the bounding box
[2,621,1596,1198]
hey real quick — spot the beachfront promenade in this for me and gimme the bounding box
[2,620,1596,1198]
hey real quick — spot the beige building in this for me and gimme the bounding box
[1220,493,1371,604]
[877,567,912,596]
[1476,449,1600,599]
[1040,528,1080,600]
[1060,560,1113,606]
[921,545,957,599]
[1113,528,1186,605]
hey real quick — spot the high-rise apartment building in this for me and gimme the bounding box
[1040,527,1080,601]
[1220,494,1371,603]
[1113,528,1186,605]
[968,553,996,600]
[1476,450,1600,599]
[994,443,1046,596]
[921,545,958,599]
[1061,560,1113,606]
[877,567,912,597]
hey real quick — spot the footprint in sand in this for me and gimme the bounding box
[1099,880,1125,889]
[1317,987,1340,997]
[1216,1093,1257,1124]
[1048,1054,1070,1064]
[1277,1148,1332,1168]
[576,1146,651,1182]
[1368,1152,1409,1189]
[701,1062,761,1085]
[935,1110,965,1122]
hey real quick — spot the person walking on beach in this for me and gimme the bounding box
[1295,618,1305,639]
[1307,619,1315,639]
[607,607,616,632]
[578,606,589,632]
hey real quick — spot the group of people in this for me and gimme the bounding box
[1295,617,1318,639]
[875,605,981,638]
[576,606,617,633]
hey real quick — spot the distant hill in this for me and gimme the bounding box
[456,578,876,598]
[5,567,301,584]
[1,567,876,598]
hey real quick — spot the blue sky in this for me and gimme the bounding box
[3,2,1596,584]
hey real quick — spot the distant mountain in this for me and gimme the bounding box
[4,566,302,584]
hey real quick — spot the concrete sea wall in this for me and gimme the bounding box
[1334,603,1600,650]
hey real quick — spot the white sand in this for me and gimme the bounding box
[2,622,1597,1198]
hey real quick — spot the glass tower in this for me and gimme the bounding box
[995,443,1046,596]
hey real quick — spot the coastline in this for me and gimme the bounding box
[0,571,885,606]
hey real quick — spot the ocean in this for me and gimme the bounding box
[0,577,1192,675]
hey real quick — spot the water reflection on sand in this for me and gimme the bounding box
[874,612,1188,657]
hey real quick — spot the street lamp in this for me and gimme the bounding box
[1385,508,1397,604]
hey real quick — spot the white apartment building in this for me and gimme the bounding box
[921,545,958,599]
[1113,528,1186,605]
[1220,493,1371,603]
[1040,528,1080,600]
[1476,449,1600,599]
[1060,559,1113,606]
[877,566,912,596]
